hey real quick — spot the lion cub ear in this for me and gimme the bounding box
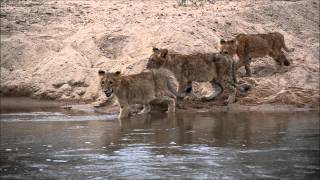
[220,39,226,44]
[152,47,160,52]
[115,71,121,76]
[98,70,105,77]
[160,49,168,58]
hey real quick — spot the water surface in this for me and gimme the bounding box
[0,99,319,179]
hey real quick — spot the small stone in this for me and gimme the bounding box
[63,106,72,110]
[75,88,86,96]
[60,94,72,100]
[71,93,80,99]
[52,160,67,163]
[60,84,72,91]
[52,81,66,88]
[68,80,88,87]
[126,65,134,69]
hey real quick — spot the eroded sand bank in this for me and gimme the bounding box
[1,0,319,107]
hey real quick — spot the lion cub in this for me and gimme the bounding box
[146,47,237,104]
[220,32,293,76]
[98,69,178,119]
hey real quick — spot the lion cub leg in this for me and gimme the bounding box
[244,63,252,77]
[161,96,176,113]
[225,86,237,104]
[243,57,252,77]
[271,52,287,73]
[177,80,191,98]
[236,56,251,77]
[119,104,129,119]
[275,60,284,73]
[138,104,151,114]
[278,52,290,73]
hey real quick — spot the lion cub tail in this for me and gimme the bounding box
[280,34,294,52]
[231,59,237,84]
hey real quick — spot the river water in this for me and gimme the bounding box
[0,98,319,179]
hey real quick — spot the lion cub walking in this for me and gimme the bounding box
[220,32,293,76]
[98,69,178,119]
[146,47,237,104]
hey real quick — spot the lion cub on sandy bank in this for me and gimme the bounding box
[146,47,237,104]
[220,32,294,76]
[98,69,179,119]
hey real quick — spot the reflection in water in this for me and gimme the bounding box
[0,111,319,179]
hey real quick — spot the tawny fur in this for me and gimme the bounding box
[146,48,237,103]
[98,68,178,119]
[220,32,293,76]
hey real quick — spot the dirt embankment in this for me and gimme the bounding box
[1,0,319,107]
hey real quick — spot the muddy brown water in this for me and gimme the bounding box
[0,98,319,179]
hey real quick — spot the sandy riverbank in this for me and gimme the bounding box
[1,0,319,107]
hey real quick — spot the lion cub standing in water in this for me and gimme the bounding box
[98,69,179,119]
[220,32,294,76]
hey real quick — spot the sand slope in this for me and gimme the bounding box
[1,0,319,106]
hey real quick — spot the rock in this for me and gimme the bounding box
[63,106,72,110]
[46,92,60,99]
[71,93,80,99]
[52,81,66,88]
[68,80,88,87]
[126,64,134,69]
[60,84,72,92]
[75,88,86,96]
[59,94,72,100]
[45,11,53,15]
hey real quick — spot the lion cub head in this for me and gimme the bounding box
[219,39,237,56]
[146,47,168,69]
[98,70,121,97]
